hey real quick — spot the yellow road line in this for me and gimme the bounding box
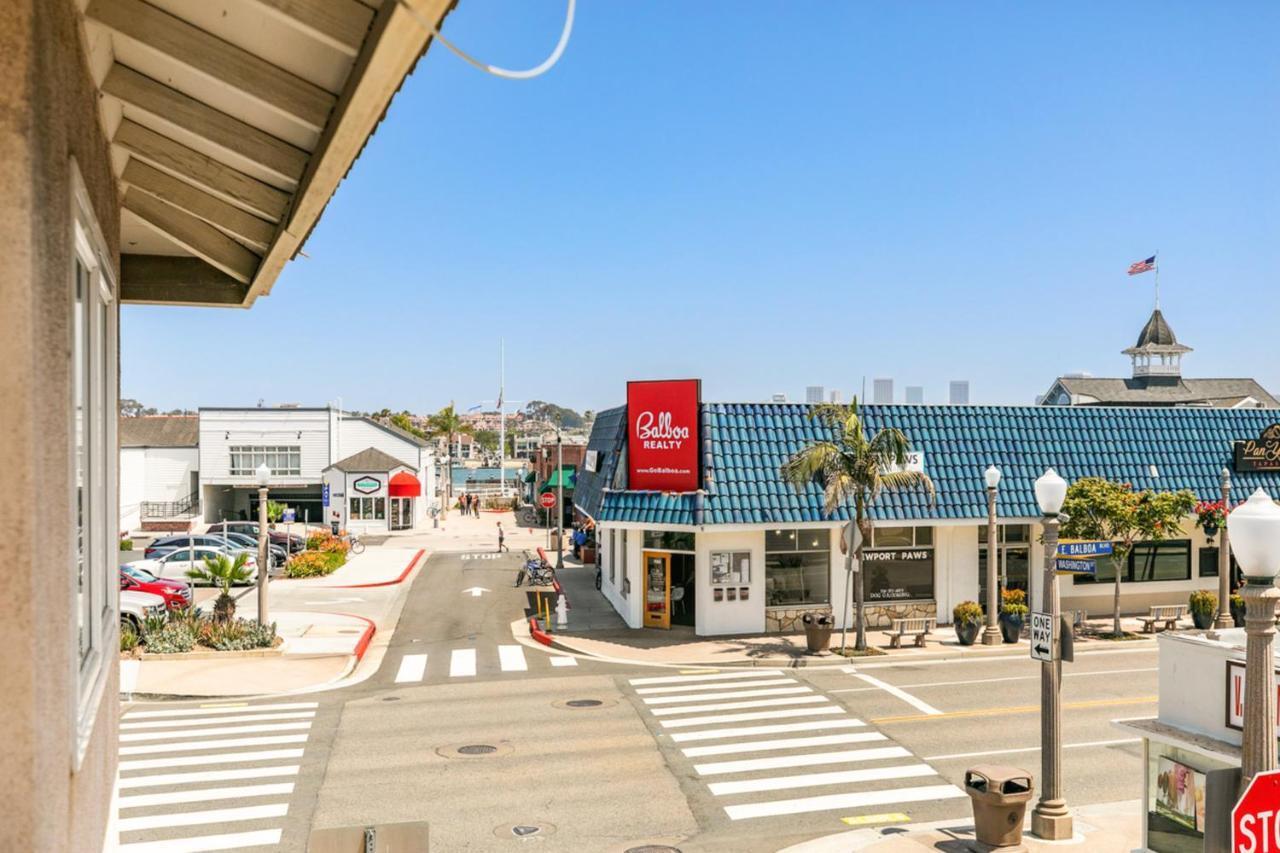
[871,695,1156,725]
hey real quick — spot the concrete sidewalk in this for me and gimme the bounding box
[274,546,424,587]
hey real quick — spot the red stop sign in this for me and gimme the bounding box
[539,492,556,509]
[1235,770,1280,853]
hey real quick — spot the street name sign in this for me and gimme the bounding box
[539,491,556,509]
[1058,540,1113,557]
[1055,558,1096,575]
[1030,611,1055,662]
[1234,768,1280,853]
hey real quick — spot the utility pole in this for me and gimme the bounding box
[1214,468,1233,629]
[555,427,564,570]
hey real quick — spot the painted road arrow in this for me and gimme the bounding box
[462,587,491,598]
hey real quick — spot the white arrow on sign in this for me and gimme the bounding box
[462,587,491,598]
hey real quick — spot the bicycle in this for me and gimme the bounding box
[347,534,365,555]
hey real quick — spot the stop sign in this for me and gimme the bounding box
[539,491,556,509]
[1235,769,1280,852]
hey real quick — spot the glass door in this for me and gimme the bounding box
[389,498,412,530]
[643,551,671,629]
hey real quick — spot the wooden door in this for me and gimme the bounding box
[643,551,671,629]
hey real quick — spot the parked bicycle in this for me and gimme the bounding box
[515,556,554,587]
[347,533,365,555]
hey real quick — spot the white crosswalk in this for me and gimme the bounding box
[386,646,579,684]
[630,671,966,822]
[115,701,315,851]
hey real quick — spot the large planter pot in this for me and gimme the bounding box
[954,621,980,646]
[1191,609,1214,630]
[999,613,1024,644]
[1232,600,1245,627]
[581,545,596,564]
[1202,521,1219,543]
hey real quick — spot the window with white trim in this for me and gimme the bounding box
[70,163,117,768]
[349,497,386,521]
[229,446,302,476]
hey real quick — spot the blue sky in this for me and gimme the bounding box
[122,1,1279,414]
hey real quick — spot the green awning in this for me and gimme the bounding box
[542,466,576,490]
[523,471,537,483]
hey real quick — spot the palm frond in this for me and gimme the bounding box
[878,470,937,505]
[867,427,912,466]
[780,441,844,491]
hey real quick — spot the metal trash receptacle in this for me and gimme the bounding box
[801,612,833,653]
[964,765,1034,848]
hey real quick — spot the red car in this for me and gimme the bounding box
[120,563,193,609]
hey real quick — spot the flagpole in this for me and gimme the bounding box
[1154,251,1160,310]
[499,338,506,497]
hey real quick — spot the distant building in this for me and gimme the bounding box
[829,390,842,404]
[873,379,894,405]
[770,393,788,403]
[905,386,924,405]
[805,386,825,404]
[949,380,970,405]
[1040,309,1279,408]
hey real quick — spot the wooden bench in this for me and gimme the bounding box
[886,617,935,648]
[1138,605,1187,633]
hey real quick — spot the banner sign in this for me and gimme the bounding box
[1235,423,1280,473]
[353,476,381,494]
[627,379,700,492]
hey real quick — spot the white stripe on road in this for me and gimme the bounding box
[724,782,966,820]
[830,667,1158,693]
[669,719,867,743]
[119,735,309,756]
[120,722,312,742]
[123,702,317,720]
[121,712,315,730]
[118,782,294,809]
[449,648,477,678]
[549,656,578,667]
[924,738,1142,762]
[630,669,784,686]
[651,695,829,717]
[117,802,288,832]
[394,654,428,683]
[117,766,300,789]
[709,763,938,796]
[694,746,912,776]
[851,673,941,715]
[683,731,886,758]
[644,686,812,706]
[499,645,528,672]
[636,678,795,695]
[661,706,845,729]
[118,829,283,852]
[118,749,304,772]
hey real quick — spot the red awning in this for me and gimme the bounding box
[388,471,421,497]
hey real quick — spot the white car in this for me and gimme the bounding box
[120,589,166,633]
[127,545,259,586]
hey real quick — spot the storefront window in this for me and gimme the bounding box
[230,446,302,476]
[643,530,695,551]
[766,528,830,606]
[1073,540,1191,584]
[978,524,1032,603]
[350,497,387,521]
[864,526,934,602]
[1198,547,1239,582]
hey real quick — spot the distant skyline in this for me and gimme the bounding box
[122,1,1279,414]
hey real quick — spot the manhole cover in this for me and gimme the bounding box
[457,744,497,755]
[565,699,603,708]
[512,825,541,837]
[625,847,682,853]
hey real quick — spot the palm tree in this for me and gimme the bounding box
[426,402,473,512]
[187,553,253,622]
[781,399,935,652]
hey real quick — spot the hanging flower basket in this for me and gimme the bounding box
[1195,500,1228,543]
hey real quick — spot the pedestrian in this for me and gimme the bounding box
[497,521,508,553]
[571,525,586,559]
[474,494,482,517]
[458,492,466,516]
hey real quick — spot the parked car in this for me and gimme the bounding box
[120,564,192,609]
[206,521,305,553]
[213,531,288,567]
[145,534,256,561]
[120,589,167,633]
[128,546,259,585]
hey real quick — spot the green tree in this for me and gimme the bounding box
[186,552,254,622]
[1059,478,1196,636]
[780,399,935,652]
[389,411,427,439]
[265,500,288,523]
[426,403,474,508]
[473,429,499,453]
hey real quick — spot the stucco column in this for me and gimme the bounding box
[1215,468,1234,630]
[257,486,269,626]
[1241,578,1280,788]
[981,486,1001,645]
[1031,514,1072,840]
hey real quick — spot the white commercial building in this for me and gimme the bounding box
[119,417,199,534]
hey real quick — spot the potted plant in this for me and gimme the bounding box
[998,588,1029,644]
[953,601,983,646]
[1231,593,1245,627]
[1188,589,1217,630]
[1195,500,1228,544]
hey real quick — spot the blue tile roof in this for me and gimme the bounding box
[579,403,1280,527]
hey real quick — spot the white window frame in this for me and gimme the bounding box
[69,160,117,770]
[229,445,302,477]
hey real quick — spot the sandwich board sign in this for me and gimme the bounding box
[1031,611,1055,662]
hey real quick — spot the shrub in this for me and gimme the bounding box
[285,550,345,578]
[200,618,278,651]
[953,600,984,625]
[143,622,197,654]
[119,538,134,551]
[1189,589,1218,615]
[1232,593,1244,611]
[1000,588,1028,618]
[120,625,139,653]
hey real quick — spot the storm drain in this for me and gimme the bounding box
[456,744,497,755]
[493,821,556,839]
[511,825,541,837]
[565,699,602,708]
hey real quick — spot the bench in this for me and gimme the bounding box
[886,617,935,648]
[1138,605,1187,634]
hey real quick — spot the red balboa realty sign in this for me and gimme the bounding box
[627,379,700,492]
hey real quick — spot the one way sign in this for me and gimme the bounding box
[1030,611,1056,662]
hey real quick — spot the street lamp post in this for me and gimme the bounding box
[1226,488,1280,787]
[255,462,271,627]
[1215,467,1234,630]
[555,428,564,570]
[982,465,1002,646]
[1031,468,1072,840]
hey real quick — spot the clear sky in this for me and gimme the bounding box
[122,1,1279,414]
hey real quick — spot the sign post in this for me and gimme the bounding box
[1031,611,1055,662]
[540,491,555,551]
[1234,769,1280,852]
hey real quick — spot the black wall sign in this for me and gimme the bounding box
[1234,424,1280,473]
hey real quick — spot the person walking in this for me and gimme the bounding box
[497,521,508,553]
[458,492,467,516]
[472,494,480,518]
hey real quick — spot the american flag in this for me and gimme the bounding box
[1127,255,1156,276]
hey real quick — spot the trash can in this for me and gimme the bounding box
[801,612,834,654]
[964,765,1034,848]
[330,521,340,536]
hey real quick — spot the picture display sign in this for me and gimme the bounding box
[1235,423,1280,472]
[1225,660,1280,730]
[627,379,701,492]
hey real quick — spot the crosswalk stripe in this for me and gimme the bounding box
[395,654,428,683]
[117,802,289,832]
[121,712,315,730]
[118,828,283,852]
[117,766,300,789]
[723,782,967,820]
[630,670,784,686]
[119,748,304,772]
[120,722,311,742]
[694,745,912,776]
[118,782,294,809]
[682,731,886,757]
[498,645,528,672]
[669,719,866,743]
[549,656,578,667]
[450,648,477,677]
[644,686,812,706]
[119,734,309,756]
[708,763,938,796]
[660,706,845,729]
[651,695,829,717]
[123,703,317,720]
[637,678,795,695]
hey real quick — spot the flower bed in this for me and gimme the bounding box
[287,532,351,578]
[122,607,280,657]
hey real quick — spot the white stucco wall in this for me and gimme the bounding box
[199,408,331,485]
[696,529,766,636]
[119,448,144,533]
